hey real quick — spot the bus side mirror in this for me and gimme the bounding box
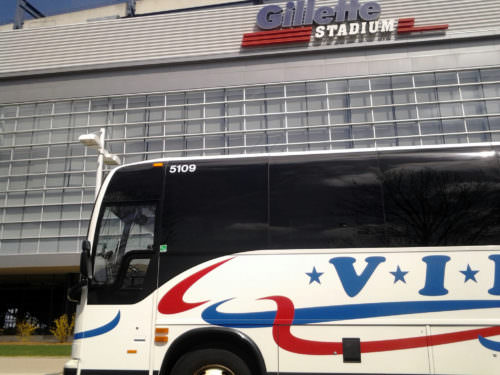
[80,240,92,281]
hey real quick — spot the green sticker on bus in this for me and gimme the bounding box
[160,244,167,253]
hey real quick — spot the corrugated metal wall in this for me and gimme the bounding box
[0,0,499,77]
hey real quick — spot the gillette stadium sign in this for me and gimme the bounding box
[242,0,448,47]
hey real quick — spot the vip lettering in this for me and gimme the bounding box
[256,0,381,30]
[329,255,500,297]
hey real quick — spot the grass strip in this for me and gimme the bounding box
[0,344,71,356]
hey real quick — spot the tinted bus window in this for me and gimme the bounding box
[378,147,500,246]
[161,159,268,255]
[269,153,385,249]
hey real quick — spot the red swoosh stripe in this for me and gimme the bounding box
[397,18,449,34]
[242,27,312,47]
[263,295,500,355]
[158,258,232,314]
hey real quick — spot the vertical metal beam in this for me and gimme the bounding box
[14,0,45,29]
[127,0,136,17]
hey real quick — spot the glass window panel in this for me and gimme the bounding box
[12,161,28,175]
[15,132,32,145]
[288,129,307,144]
[41,221,61,237]
[60,221,79,235]
[9,176,26,190]
[442,119,467,143]
[227,103,243,116]
[58,237,78,253]
[45,190,62,204]
[165,137,184,152]
[438,86,460,101]
[330,110,349,124]
[309,127,329,142]
[461,85,484,99]
[416,88,437,102]
[351,109,372,123]
[376,124,396,139]
[483,84,500,98]
[489,117,500,142]
[287,113,307,127]
[371,77,391,90]
[332,126,352,140]
[459,70,481,83]
[226,89,243,101]
[205,135,225,150]
[246,101,266,114]
[349,78,369,92]
[128,96,147,108]
[486,100,500,114]
[308,112,328,126]
[42,206,61,220]
[127,110,145,124]
[27,175,44,189]
[2,240,19,253]
[329,95,348,109]
[51,129,70,142]
[374,107,394,121]
[52,115,70,128]
[372,92,392,106]
[19,239,38,253]
[146,140,163,152]
[440,103,462,117]
[39,238,58,253]
[286,98,306,112]
[286,83,306,97]
[246,86,265,99]
[25,192,43,205]
[206,119,225,133]
[414,73,435,87]
[205,90,225,103]
[13,148,30,160]
[62,190,82,203]
[392,90,415,104]
[436,72,457,85]
[0,178,7,192]
[73,113,88,126]
[227,134,244,151]
[206,104,225,117]
[62,205,81,220]
[19,104,36,116]
[419,104,440,118]
[421,120,442,135]
[268,131,285,146]
[186,121,202,134]
[307,96,327,110]
[463,101,487,116]
[65,173,83,187]
[186,92,203,104]
[165,121,183,135]
[350,94,370,107]
[396,122,420,146]
[4,223,21,237]
[392,75,413,88]
[17,117,34,131]
[21,223,40,237]
[127,124,146,137]
[48,158,65,172]
[480,68,500,82]
[186,136,202,151]
[126,141,146,154]
[328,80,348,93]
[246,132,267,147]
[46,174,64,188]
[467,118,491,143]
[266,85,284,98]
[5,207,23,221]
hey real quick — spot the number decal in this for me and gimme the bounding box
[169,164,197,174]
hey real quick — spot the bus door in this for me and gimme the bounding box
[79,164,164,374]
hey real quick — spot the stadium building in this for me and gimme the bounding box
[0,0,499,330]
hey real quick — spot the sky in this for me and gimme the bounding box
[0,0,125,26]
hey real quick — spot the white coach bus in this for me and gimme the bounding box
[65,144,500,375]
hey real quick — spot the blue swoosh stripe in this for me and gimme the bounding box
[74,311,120,339]
[479,335,500,351]
[202,300,500,328]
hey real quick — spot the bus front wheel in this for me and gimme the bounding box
[170,348,251,375]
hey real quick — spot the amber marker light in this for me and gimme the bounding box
[153,162,164,167]
[127,350,137,354]
[155,327,169,343]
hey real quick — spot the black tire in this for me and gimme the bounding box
[171,348,252,375]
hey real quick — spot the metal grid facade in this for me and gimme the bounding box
[1,66,500,255]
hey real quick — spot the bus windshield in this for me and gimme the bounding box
[93,203,156,285]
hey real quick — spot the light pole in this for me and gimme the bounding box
[79,128,121,198]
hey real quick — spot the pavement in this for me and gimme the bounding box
[0,357,69,375]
